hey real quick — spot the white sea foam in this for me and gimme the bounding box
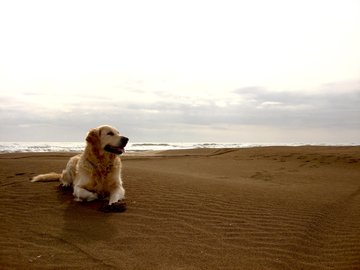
[0,141,358,154]
[0,142,85,153]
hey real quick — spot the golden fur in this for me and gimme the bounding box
[31,125,128,206]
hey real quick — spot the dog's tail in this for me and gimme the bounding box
[30,172,61,183]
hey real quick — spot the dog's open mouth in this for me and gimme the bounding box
[104,145,125,155]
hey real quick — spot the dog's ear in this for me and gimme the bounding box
[86,128,100,145]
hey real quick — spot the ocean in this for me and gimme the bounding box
[0,142,357,153]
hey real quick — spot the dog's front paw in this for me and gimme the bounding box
[100,200,127,213]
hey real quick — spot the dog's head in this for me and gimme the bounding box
[86,125,129,155]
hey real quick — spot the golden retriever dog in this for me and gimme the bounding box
[31,125,129,212]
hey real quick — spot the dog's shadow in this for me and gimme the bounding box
[57,185,118,243]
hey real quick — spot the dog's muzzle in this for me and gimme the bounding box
[104,136,129,155]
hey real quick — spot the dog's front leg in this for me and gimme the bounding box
[100,185,126,213]
[109,185,125,205]
[73,185,98,202]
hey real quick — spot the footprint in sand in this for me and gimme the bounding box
[250,171,272,181]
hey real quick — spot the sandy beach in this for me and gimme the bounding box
[1,146,360,269]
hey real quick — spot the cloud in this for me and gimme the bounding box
[232,83,360,128]
[0,80,359,142]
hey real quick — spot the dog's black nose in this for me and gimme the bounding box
[120,136,129,146]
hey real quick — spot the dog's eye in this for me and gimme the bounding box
[107,132,114,136]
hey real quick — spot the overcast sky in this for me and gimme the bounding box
[1,0,359,143]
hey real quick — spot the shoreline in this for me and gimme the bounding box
[1,144,360,155]
[1,146,360,269]
[1,142,359,155]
